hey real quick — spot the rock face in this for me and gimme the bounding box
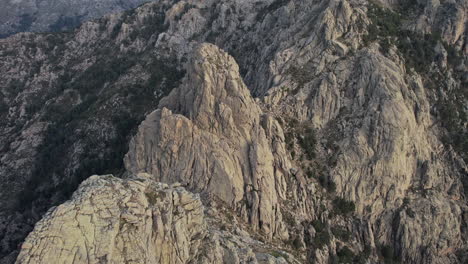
[125,43,290,238]
[0,0,156,37]
[1,0,467,263]
[395,194,464,263]
[14,43,303,264]
[0,5,184,261]
[16,174,299,264]
[323,48,467,263]
[407,0,467,53]
[15,174,205,264]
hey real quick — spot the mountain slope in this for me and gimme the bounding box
[0,0,156,37]
[15,43,302,264]
[0,0,467,263]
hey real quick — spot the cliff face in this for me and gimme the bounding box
[16,174,299,264]
[125,43,290,239]
[15,174,205,264]
[1,0,467,263]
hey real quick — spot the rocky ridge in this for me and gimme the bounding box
[124,43,292,239]
[1,0,467,263]
[16,174,205,264]
[16,174,297,264]
[15,43,304,263]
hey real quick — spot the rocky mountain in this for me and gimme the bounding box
[0,0,155,38]
[1,0,467,263]
[17,174,300,263]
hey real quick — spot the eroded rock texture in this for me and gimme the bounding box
[1,0,467,263]
[16,174,204,264]
[125,43,290,239]
[16,174,299,264]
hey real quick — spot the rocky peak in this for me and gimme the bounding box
[159,43,262,135]
[15,174,205,264]
[12,44,304,263]
[125,43,291,238]
[15,173,301,264]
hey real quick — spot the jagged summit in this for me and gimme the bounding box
[15,174,206,264]
[15,44,301,264]
[125,43,290,238]
[158,43,263,133]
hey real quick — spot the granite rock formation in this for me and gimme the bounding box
[1,0,466,263]
[16,174,298,264]
[0,0,156,37]
[125,43,291,239]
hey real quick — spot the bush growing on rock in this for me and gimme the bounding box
[337,246,356,263]
[298,126,317,160]
[318,175,336,192]
[332,226,351,241]
[333,198,355,216]
[311,219,331,249]
[380,245,400,264]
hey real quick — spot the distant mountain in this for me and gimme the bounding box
[0,0,154,37]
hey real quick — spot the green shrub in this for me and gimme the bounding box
[298,127,317,160]
[406,208,416,218]
[311,219,331,249]
[282,209,296,227]
[333,198,355,216]
[381,245,393,259]
[285,131,294,150]
[6,79,25,95]
[16,53,185,212]
[363,4,402,52]
[145,192,159,205]
[256,0,289,21]
[438,91,467,164]
[139,11,168,40]
[288,118,299,127]
[355,244,372,264]
[396,31,438,73]
[318,175,336,192]
[402,197,410,206]
[0,94,9,126]
[313,230,331,249]
[332,226,351,241]
[174,3,196,21]
[312,219,326,232]
[365,1,466,76]
[337,246,355,263]
[305,167,315,179]
[380,245,400,264]
[444,43,464,67]
[49,15,82,32]
[290,236,303,250]
[286,66,314,90]
[17,14,34,32]
[0,101,7,115]
[284,121,317,160]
